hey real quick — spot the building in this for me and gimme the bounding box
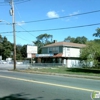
[35,41,86,68]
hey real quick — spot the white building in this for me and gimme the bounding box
[35,42,86,68]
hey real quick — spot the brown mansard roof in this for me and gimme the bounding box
[43,42,86,48]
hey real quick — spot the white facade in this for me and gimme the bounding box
[27,45,37,54]
[62,47,81,68]
[27,45,38,58]
[40,42,86,68]
[67,59,80,68]
[62,47,80,57]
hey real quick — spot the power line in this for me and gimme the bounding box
[16,35,32,42]
[1,22,100,33]
[15,3,36,38]
[0,31,13,33]
[0,34,12,37]
[24,9,100,23]
[0,0,30,6]
[16,23,100,32]
[18,25,36,37]
[14,0,31,4]
[0,32,32,42]
[4,0,30,3]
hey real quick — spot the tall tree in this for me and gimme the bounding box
[64,36,75,42]
[74,36,87,44]
[36,33,53,44]
[16,44,23,60]
[0,35,3,56]
[33,33,53,53]
[2,37,13,59]
[20,45,27,59]
[64,36,87,44]
[80,41,100,67]
[93,28,100,37]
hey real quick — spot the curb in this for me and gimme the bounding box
[14,70,100,80]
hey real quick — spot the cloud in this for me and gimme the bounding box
[16,21,25,26]
[61,10,65,12]
[63,11,80,22]
[69,11,79,16]
[47,11,59,18]
[66,18,70,22]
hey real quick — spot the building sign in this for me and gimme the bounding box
[27,53,32,58]
[36,54,53,57]
[27,45,37,54]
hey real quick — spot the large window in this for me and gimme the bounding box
[48,47,59,53]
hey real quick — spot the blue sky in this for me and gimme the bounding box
[0,0,100,45]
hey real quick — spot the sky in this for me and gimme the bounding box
[0,0,100,45]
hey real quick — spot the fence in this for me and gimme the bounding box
[31,63,65,67]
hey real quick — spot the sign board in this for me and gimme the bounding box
[0,56,2,60]
[27,45,37,54]
[36,54,53,57]
[27,53,32,58]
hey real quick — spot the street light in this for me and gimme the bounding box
[0,19,16,70]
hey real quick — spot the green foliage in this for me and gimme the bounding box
[20,45,27,59]
[33,33,53,53]
[0,34,53,60]
[80,41,100,67]
[64,36,87,44]
[0,35,27,60]
[93,28,100,37]
[1,36,13,59]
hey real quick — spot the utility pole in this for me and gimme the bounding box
[9,0,16,70]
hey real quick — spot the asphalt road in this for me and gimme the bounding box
[0,70,100,100]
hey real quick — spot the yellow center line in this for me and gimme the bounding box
[0,75,99,92]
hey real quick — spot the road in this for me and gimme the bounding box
[0,70,100,100]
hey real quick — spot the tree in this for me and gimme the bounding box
[80,41,100,67]
[0,35,3,56]
[16,44,23,60]
[2,37,13,59]
[64,36,87,44]
[36,33,53,44]
[74,36,87,44]
[33,33,53,53]
[64,36,75,42]
[20,45,27,59]
[93,28,100,37]
[0,34,28,60]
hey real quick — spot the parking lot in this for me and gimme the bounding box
[0,63,29,70]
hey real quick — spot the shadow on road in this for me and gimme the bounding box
[0,93,71,100]
[0,93,42,100]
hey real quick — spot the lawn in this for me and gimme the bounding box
[20,67,100,77]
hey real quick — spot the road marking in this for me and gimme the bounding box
[0,75,99,92]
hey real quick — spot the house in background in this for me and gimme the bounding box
[35,41,86,68]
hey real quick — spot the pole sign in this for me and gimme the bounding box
[27,45,37,58]
[27,45,37,54]
[0,56,2,60]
